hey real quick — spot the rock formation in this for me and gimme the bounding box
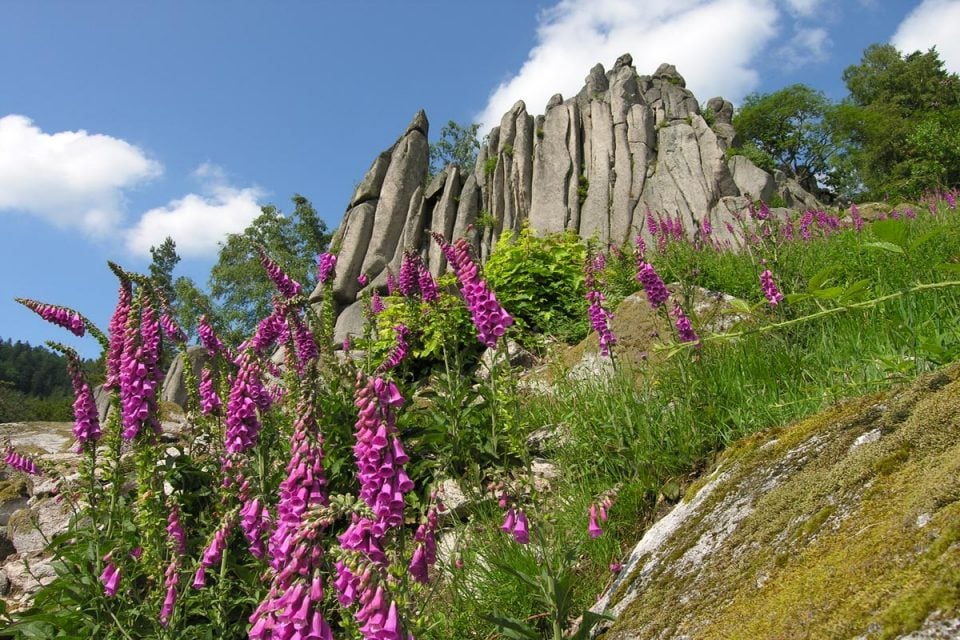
[319,55,819,342]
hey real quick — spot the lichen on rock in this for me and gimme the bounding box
[593,366,960,639]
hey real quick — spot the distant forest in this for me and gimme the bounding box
[0,338,102,423]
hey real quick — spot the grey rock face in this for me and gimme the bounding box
[359,111,429,281]
[161,345,211,410]
[729,155,774,203]
[333,300,366,347]
[427,167,463,275]
[529,97,580,234]
[329,200,377,306]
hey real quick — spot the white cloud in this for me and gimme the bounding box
[777,26,831,68]
[0,115,161,235]
[784,0,823,15]
[125,165,264,258]
[476,0,780,131]
[891,0,960,74]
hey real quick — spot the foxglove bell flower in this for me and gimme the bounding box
[224,352,268,454]
[418,265,439,304]
[199,367,222,416]
[3,448,41,475]
[513,510,530,544]
[399,252,421,297]
[636,262,670,310]
[100,562,121,597]
[63,349,101,448]
[197,315,225,357]
[386,269,398,296]
[16,298,85,337]
[672,304,700,346]
[317,252,337,285]
[120,296,162,440]
[160,312,186,344]
[377,325,410,373]
[358,273,369,287]
[259,249,302,298]
[433,234,513,348]
[105,280,132,389]
[588,503,603,538]
[760,269,784,306]
[371,290,385,314]
[587,290,616,357]
[160,559,178,627]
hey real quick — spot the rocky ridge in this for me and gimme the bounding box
[317,55,819,343]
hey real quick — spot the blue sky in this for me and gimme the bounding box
[2,0,957,358]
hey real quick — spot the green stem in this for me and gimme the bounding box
[671,280,960,350]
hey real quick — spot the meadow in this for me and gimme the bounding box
[3,191,960,640]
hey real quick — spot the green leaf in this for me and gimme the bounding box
[813,286,845,299]
[938,263,960,274]
[481,615,541,640]
[871,219,908,248]
[807,265,838,291]
[838,279,872,302]
[728,298,753,314]
[784,292,813,304]
[910,228,942,252]
[569,611,616,640]
[864,241,905,254]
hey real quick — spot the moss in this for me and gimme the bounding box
[0,477,28,503]
[604,366,960,639]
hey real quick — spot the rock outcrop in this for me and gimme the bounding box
[591,365,960,639]
[314,55,820,341]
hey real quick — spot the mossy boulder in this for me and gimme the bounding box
[593,365,960,639]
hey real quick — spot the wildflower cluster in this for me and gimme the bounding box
[3,448,41,476]
[433,233,513,348]
[317,251,338,285]
[585,252,616,357]
[16,298,86,337]
[260,248,303,299]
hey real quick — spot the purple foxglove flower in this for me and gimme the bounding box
[358,273,369,286]
[292,312,318,370]
[259,249,302,298]
[377,324,410,373]
[197,315,225,357]
[636,262,670,310]
[671,304,700,346]
[760,269,784,306]
[100,562,121,597]
[119,295,162,440]
[513,510,530,544]
[16,298,85,337]
[224,353,266,453]
[160,312,186,344]
[398,251,421,297]
[371,290,385,314]
[385,269,398,295]
[588,503,603,538]
[167,505,187,555]
[251,304,288,355]
[160,559,179,626]
[587,290,617,358]
[191,566,206,589]
[646,209,659,236]
[199,367,222,416]
[105,280,132,390]
[418,265,439,304]
[4,448,41,475]
[610,562,623,574]
[946,190,956,209]
[63,350,101,448]
[317,251,337,285]
[701,218,712,236]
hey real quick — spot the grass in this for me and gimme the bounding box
[418,200,960,638]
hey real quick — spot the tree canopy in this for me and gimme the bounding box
[429,120,481,177]
[208,194,331,344]
[733,84,835,192]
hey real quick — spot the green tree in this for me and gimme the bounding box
[171,276,216,342]
[832,44,960,198]
[429,120,481,177]
[148,236,181,306]
[208,195,331,344]
[732,84,835,193]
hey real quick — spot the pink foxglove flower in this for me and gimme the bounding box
[105,280,132,389]
[100,562,121,597]
[418,265,439,304]
[160,312,186,344]
[433,234,513,348]
[317,251,337,285]
[197,315,225,357]
[160,559,178,627]
[501,508,515,533]
[16,298,85,337]
[358,273,369,287]
[636,262,670,310]
[513,510,530,544]
[398,251,422,298]
[760,269,784,306]
[63,349,101,448]
[385,269,398,295]
[120,295,162,440]
[259,249,302,298]
[224,352,267,454]
[3,448,41,475]
[588,503,603,538]
[377,324,410,373]
[199,367,222,416]
[671,304,700,346]
[371,290,385,314]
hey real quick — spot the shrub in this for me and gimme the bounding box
[484,227,587,341]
